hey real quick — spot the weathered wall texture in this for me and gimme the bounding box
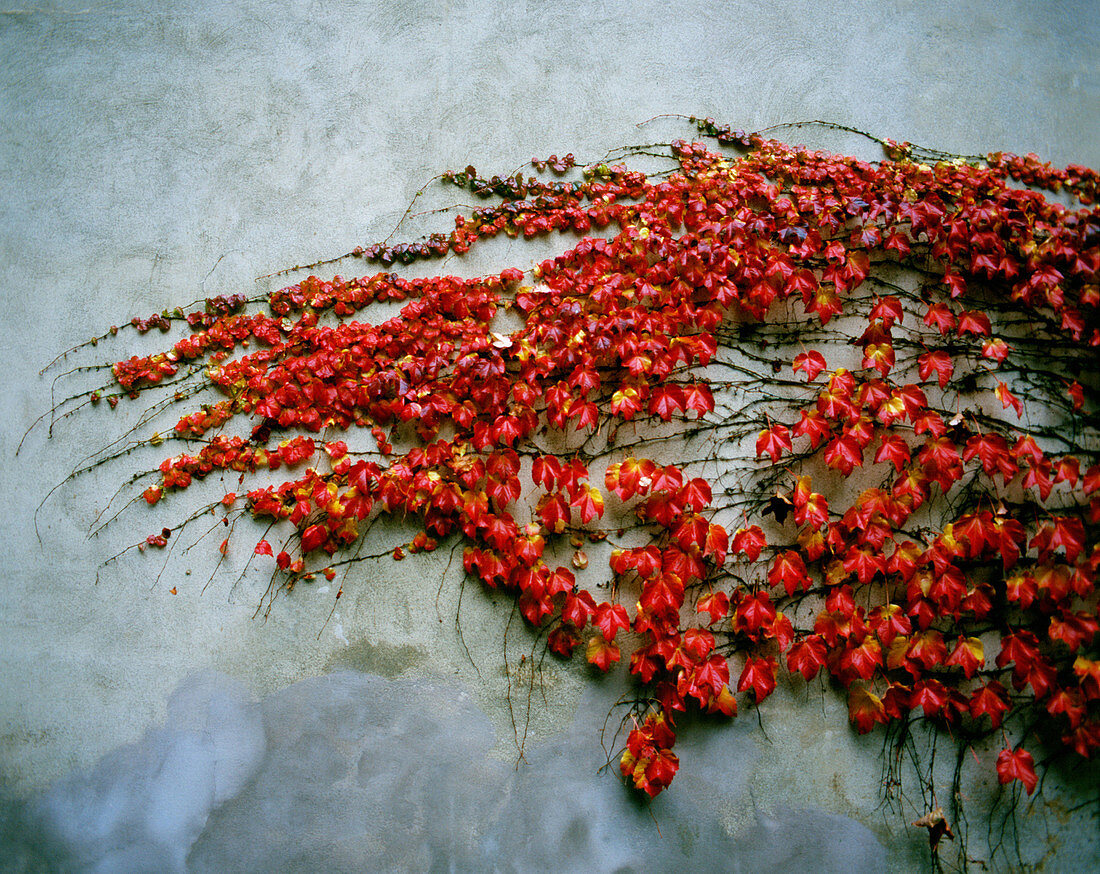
[1,1,1098,871]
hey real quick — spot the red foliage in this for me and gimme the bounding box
[74,121,1099,816]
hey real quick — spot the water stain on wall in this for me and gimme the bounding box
[0,670,887,873]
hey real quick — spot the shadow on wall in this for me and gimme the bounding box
[0,671,884,873]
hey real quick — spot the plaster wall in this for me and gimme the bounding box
[0,1,1098,871]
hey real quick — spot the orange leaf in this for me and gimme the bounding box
[848,684,887,734]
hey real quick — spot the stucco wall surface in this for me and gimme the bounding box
[0,1,1098,871]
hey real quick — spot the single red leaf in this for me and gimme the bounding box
[792,350,827,381]
[787,634,828,680]
[678,478,712,514]
[586,633,621,672]
[731,526,766,561]
[848,684,887,734]
[769,550,811,597]
[874,434,911,471]
[562,590,596,628]
[756,423,792,463]
[737,655,777,701]
[734,591,777,635]
[945,636,984,678]
[995,381,1023,418]
[957,309,992,336]
[697,590,730,624]
[969,681,1009,727]
[548,624,580,657]
[917,350,954,389]
[594,602,631,641]
[570,483,605,524]
[996,747,1038,794]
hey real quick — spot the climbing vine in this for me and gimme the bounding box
[38,118,1099,869]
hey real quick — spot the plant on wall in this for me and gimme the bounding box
[37,117,1098,869]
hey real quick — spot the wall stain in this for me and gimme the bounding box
[325,637,427,678]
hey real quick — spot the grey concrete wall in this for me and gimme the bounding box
[1,1,1098,871]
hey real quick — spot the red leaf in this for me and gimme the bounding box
[911,678,950,718]
[981,338,1011,363]
[793,350,827,381]
[621,713,679,797]
[703,523,728,565]
[519,591,552,625]
[870,295,904,325]
[957,310,991,336]
[570,483,605,524]
[737,655,777,701]
[586,633,621,671]
[731,526,766,561]
[917,350,954,389]
[640,572,685,617]
[532,455,562,490]
[1050,611,1099,651]
[923,302,956,334]
[682,627,717,660]
[997,630,1041,675]
[641,747,680,797]
[769,550,811,597]
[807,287,843,324]
[874,434,911,472]
[545,566,575,597]
[962,433,1016,481]
[897,384,927,419]
[840,638,883,681]
[843,546,885,584]
[697,591,730,624]
[674,514,709,552]
[254,539,274,556]
[862,342,894,376]
[622,457,657,493]
[1050,516,1086,563]
[996,747,1038,794]
[995,381,1023,418]
[969,681,1009,727]
[1054,456,1080,487]
[870,603,911,647]
[734,591,777,635]
[1012,435,1045,466]
[690,655,729,699]
[610,386,643,420]
[848,684,887,733]
[650,465,684,494]
[536,491,570,533]
[824,435,863,475]
[945,636,984,678]
[787,634,828,680]
[794,409,832,448]
[793,487,829,530]
[684,382,715,416]
[548,624,580,657]
[673,480,711,516]
[562,590,596,628]
[648,384,686,421]
[594,602,631,641]
[611,545,662,579]
[756,424,792,463]
[1067,380,1084,410]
